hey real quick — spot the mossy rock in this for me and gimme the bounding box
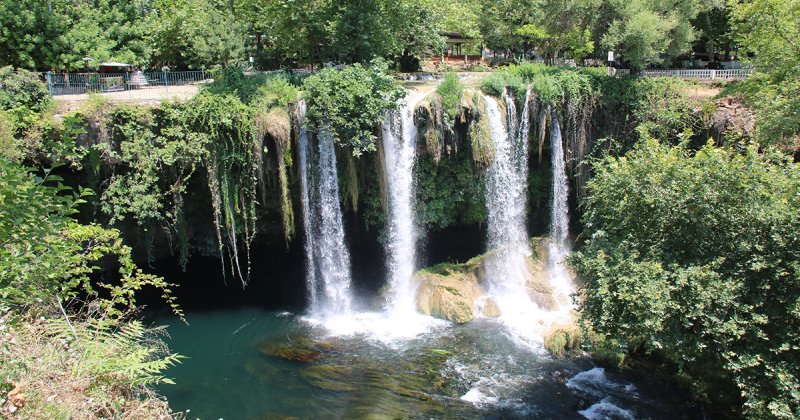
[467,92,495,167]
[415,262,483,323]
[544,323,582,357]
[414,237,558,323]
[258,338,336,363]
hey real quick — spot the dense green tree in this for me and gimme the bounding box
[597,0,708,69]
[148,0,245,69]
[572,137,800,417]
[693,3,734,62]
[250,0,444,66]
[727,0,800,149]
[0,0,56,69]
[476,0,598,60]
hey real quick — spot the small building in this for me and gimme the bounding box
[441,32,473,57]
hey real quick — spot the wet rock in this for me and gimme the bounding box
[526,240,556,311]
[480,297,502,318]
[414,238,559,323]
[414,261,483,323]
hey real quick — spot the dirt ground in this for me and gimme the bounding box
[682,85,721,100]
[54,84,199,111]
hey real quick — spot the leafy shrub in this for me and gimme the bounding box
[0,66,50,113]
[480,73,509,97]
[0,159,180,317]
[572,137,800,417]
[0,158,182,417]
[724,73,800,151]
[480,71,524,98]
[506,62,554,81]
[0,315,178,418]
[481,64,595,106]
[303,61,404,156]
[436,73,464,125]
[204,67,300,106]
[0,110,18,161]
[595,76,707,151]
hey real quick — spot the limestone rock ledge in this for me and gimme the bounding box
[414,238,558,323]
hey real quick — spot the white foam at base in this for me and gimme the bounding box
[579,398,636,420]
[460,388,499,406]
[303,310,447,344]
[568,368,639,419]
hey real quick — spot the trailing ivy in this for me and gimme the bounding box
[102,103,209,270]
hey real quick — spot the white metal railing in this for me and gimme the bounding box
[43,71,209,96]
[640,68,753,80]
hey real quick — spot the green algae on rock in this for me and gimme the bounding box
[414,238,558,323]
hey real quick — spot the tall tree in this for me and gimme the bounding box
[598,0,707,69]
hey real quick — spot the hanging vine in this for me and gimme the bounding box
[186,92,260,287]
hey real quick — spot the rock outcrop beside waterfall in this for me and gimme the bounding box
[414,238,558,323]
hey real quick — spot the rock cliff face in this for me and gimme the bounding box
[414,238,556,323]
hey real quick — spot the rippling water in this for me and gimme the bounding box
[154,308,703,419]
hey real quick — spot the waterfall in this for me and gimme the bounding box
[381,93,424,315]
[297,101,318,310]
[483,90,532,305]
[548,111,573,306]
[297,101,353,316]
[317,89,442,340]
[314,131,353,314]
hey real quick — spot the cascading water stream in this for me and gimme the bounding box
[296,101,317,311]
[381,92,425,315]
[302,88,442,341]
[483,90,545,344]
[297,101,353,317]
[313,131,353,315]
[483,91,531,293]
[547,112,574,306]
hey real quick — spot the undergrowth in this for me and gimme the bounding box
[0,312,182,419]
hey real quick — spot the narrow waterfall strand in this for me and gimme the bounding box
[296,100,318,311]
[381,94,423,315]
[548,111,574,305]
[483,91,532,300]
[315,130,353,315]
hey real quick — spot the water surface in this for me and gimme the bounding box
[156,308,702,419]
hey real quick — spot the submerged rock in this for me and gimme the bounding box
[258,338,336,363]
[479,297,502,318]
[414,238,559,323]
[301,365,357,392]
